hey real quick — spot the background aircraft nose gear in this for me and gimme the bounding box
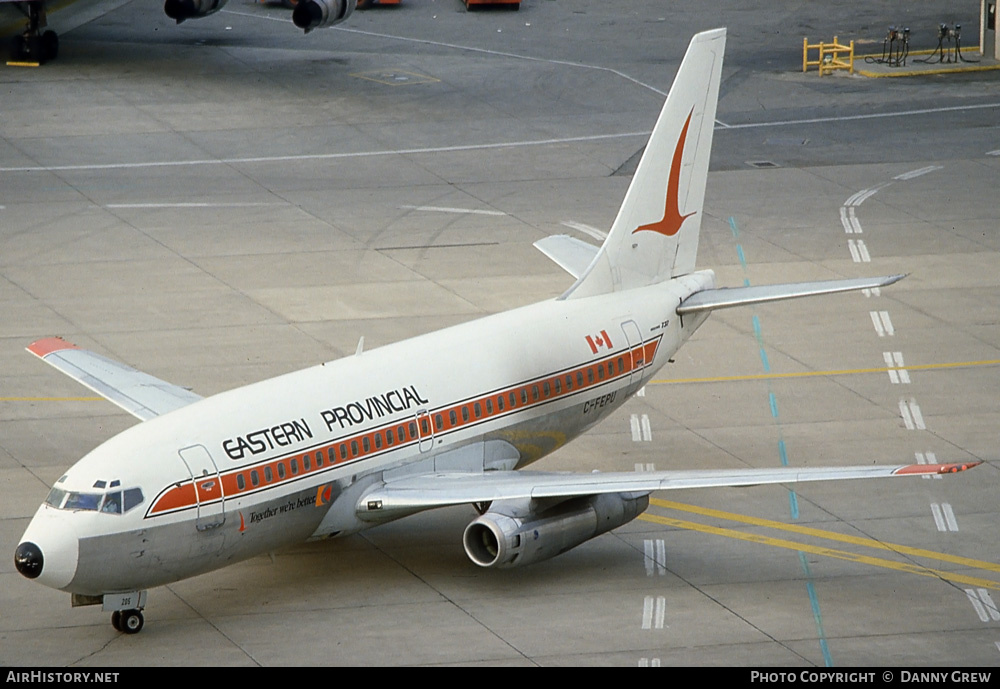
[9,1,58,64]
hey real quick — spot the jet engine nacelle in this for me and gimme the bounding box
[163,0,228,23]
[292,0,356,34]
[463,492,649,568]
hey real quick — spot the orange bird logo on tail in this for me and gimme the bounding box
[632,107,695,237]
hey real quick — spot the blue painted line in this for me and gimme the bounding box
[731,214,830,664]
[800,552,834,667]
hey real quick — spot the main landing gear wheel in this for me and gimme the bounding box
[9,2,58,64]
[112,609,144,634]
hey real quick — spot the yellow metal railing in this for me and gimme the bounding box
[803,36,855,75]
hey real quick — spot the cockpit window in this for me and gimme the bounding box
[124,488,144,512]
[101,491,122,514]
[64,492,101,511]
[45,487,66,509]
[46,486,144,515]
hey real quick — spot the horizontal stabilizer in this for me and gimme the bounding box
[677,275,906,315]
[26,337,202,421]
[533,235,600,279]
[359,460,979,516]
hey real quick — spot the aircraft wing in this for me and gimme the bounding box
[359,461,980,516]
[677,275,906,314]
[26,337,202,421]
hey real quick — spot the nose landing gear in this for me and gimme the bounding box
[111,609,145,634]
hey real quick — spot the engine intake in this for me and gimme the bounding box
[463,492,649,568]
[292,0,356,33]
[164,0,228,23]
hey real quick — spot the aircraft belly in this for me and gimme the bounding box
[70,485,331,594]
[496,380,632,469]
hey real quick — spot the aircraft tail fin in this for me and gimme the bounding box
[565,28,725,299]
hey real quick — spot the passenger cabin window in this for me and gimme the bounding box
[237,474,246,490]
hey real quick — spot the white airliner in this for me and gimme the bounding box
[14,28,979,634]
[2,0,351,63]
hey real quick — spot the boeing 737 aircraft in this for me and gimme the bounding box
[2,0,352,62]
[14,28,979,634]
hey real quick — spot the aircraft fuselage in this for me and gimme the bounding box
[19,270,715,596]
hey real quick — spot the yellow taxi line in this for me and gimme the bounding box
[639,512,1000,591]
[650,358,1000,385]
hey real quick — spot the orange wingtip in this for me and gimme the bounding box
[26,337,80,358]
[894,461,983,475]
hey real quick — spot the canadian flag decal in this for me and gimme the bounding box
[586,330,613,354]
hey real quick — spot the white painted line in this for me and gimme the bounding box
[848,206,863,233]
[969,589,991,622]
[642,596,654,629]
[105,202,283,209]
[856,239,871,262]
[561,220,608,240]
[849,239,870,262]
[900,399,926,430]
[870,311,894,336]
[718,102,1000,131]
[884,352,900,383]
[840,206,862,234]
[839,206,850,233]
[640,596,667,629]
[638,658,662,667]
[635,463,656,472]
[894,165,943,181]
[893,351,910,383]
[862,287,881,298]
[848,240,861,262]
[916,451,942,480]
[399,205,506,216]
[630,414,652,441]
[636,386,646,397]
[967,589,1000,622]
[644,539,666,576]
[0,132,648,174]
[931,503,958,532]
[871,311,885,336]
[938,503,959,531]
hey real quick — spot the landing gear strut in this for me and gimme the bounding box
[9,1,58,64]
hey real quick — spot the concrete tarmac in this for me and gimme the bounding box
[2,0,999,666]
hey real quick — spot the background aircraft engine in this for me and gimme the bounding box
[163,0,228,23]
[463,493,649,568]
[292,0,356,33]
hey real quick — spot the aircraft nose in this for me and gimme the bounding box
[14,541,44,579]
